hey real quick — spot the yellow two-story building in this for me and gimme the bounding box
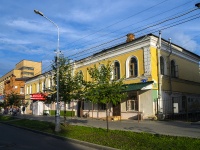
[23,33,200,120]
[74,33,200,120]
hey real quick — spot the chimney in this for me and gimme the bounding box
[126,33,135,42]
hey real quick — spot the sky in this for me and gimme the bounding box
[0,0,200,77]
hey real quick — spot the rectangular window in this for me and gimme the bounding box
[26,86,29,95]
[126,99,138,111]
[37,83,39,93]
[99,103,106,110]
[30,85,32,94]
[20,87,24,94]
[130,64,134,76]
[42,82,44,92]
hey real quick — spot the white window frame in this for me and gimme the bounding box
[30,85,32,94]
[113,61,120,80]
[126,99,138,111]
[126,56,138,78]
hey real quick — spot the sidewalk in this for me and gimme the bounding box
[16,114,200,139]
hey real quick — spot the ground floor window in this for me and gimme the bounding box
[99,103,106,110]
[126,99,138,111]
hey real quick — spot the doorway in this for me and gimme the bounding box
[113,103,121,116]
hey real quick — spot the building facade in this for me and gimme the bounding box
[24,71,78,115]
[74,33,200,120]
[22,33,200,120]
[0,60,42,100]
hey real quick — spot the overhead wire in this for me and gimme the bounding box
[35,1,200,76]
[66,0,170,46]
[65,5,200,61]
[63,2,198,59]
[64,0,196,53]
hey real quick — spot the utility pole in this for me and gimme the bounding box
[157,31,162,118]
[34,9,61,132]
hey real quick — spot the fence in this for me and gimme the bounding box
[157,97,200,122]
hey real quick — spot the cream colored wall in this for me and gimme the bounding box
[25,76,46,114]
[139,90,155,119]
[160,48,200,94]
[15,60,42,76]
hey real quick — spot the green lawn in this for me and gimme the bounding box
[0,115,199,150]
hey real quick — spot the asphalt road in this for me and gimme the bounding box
[0,123,99,150]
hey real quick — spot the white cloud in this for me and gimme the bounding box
[0,37,31,45]
[6,19,58,34]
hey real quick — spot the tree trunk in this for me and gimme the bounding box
[64,101,67,126]
[106,103,109,132]
[92,102,93,119]
[71,101,74,118]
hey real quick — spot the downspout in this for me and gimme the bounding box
[167,38,174,118]
[157,31,162,116]
[167,38,172,95]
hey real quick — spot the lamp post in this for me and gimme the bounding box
[34,9,60,132]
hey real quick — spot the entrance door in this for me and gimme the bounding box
[77,100,83,117]
[113,103,120,116]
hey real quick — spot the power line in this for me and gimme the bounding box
[64,6,200,61]
[62,1,197,57]
[34,1,200,76]
[66,0,170,46]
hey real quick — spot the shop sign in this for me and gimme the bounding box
[30,93,47,101]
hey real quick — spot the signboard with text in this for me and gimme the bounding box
[30,93,47,101]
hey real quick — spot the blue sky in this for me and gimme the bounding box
[0,0,200,77]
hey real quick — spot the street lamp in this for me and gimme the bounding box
[34,9,60,132]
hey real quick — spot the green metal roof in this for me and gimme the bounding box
[122,81,154,92]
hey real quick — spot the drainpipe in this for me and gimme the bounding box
[167,38,172,95]
[157,31,162,116]
[167,39,173,118]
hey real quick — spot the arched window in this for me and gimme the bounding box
[99,64,104,71]
[114,61,120,80]
[78,70,83,76]
[160,56,164,75]
[171,60,176,77]
[129,57,138,77]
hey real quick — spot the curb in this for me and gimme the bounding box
[191,121,200,126]
[0,121,118,150]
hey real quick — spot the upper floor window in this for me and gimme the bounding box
[30,85,32,94]
[171,60,178,78]
[78,70,83,77]
[26,86,29,95]
[129,57,138,78]
[20,87,24,94]
[36,83,39,93]
[114,61,120,80]
[160,56,164,75]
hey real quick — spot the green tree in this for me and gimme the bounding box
[52,56,85,125]
[5,92,21,108]
[86,61,127,132]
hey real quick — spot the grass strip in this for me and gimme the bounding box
[1,115,200,150]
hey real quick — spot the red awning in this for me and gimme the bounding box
[30,93,47,101]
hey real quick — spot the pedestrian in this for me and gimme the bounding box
[12,107,17,116]
[22,106,25,114]
[9,108,12,115]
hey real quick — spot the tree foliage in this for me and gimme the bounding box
[86,61,127,131]
[51,56,85,122]
[86,61,126,105]
[5,92,22,107]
